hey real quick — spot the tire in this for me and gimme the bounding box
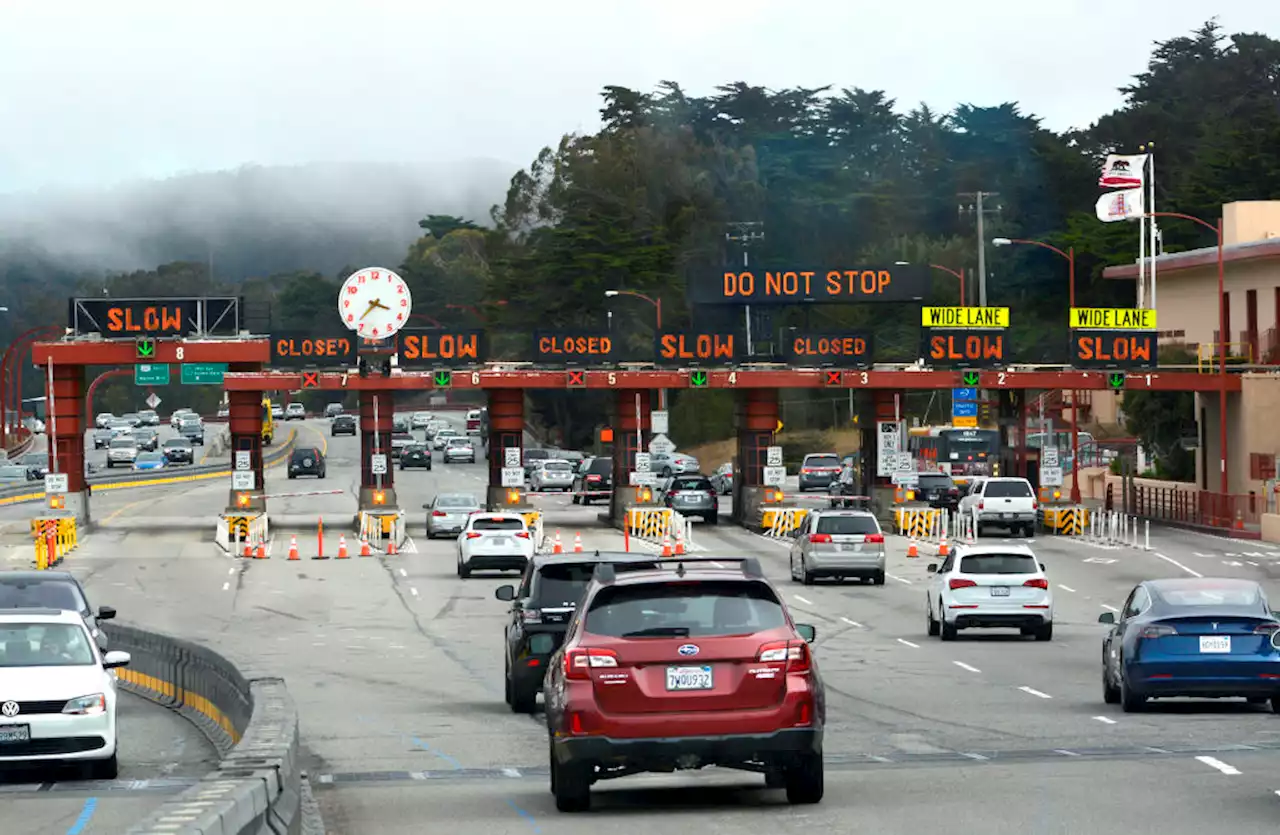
[1119,669,1145,712]
[940,610,958,642]
[1246,696,1267,705]
[88,752,118,780]
[661,466,672,477]
[873,571,886,586]
[457,560,471,579]
[706,513,719,526]
[784,751,823,804]
[572,493,581,505]
[801,560,814,586]
[510,680,536,714]
[1036,622,1054,641]
[1271,695,1280,714]
[551,749,591,812]
[927,601,940,636]
[504,659,513,706]
[288,473,295,479]
[1102,662,1121,704]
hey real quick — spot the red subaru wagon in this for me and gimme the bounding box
[543,557,825,812]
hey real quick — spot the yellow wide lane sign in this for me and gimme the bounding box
[1070,308,1156,330]
[921,307,1009,328]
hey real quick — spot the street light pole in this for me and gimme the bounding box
[605,289,664,407]
[928,264,966,306]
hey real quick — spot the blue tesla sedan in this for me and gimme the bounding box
[1099,577,1280,712]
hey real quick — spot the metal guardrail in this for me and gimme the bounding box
[105,622,307,835]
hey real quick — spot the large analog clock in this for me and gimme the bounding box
[338,267,413,339]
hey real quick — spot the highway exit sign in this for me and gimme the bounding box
[181,363,227,385]
[135,364,170,386]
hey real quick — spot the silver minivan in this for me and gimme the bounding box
[788,509,886,585]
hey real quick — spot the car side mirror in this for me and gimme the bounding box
[494,585,516,602]
[795,623,816,643]
[103,650,130,669]
[423,503,431,509]
[927,563,938,573]
[1039,563,1046,572]
[97,606,116,621]
[1098,612,1116,624]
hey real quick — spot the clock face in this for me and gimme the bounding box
[338,267,413,339]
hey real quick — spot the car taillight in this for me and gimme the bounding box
[1253,623,1280,635]
[865,533,884,543]
[1031,502,1038,511]
[1023,578,1049,589]
[515,531,530,539]
[801,468,813,474]
[810,533,832,543]
[432,510,447,517]
[977,501,984,510]
[1139,625,1177,639]
[564,648,618,679]
[949,578,977,590]
[757,640,811,673]
[466,532,482,539]
[586,475,601,482]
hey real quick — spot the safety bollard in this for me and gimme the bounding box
[1144,520,1150,551]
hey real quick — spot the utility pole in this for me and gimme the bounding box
[726,222,765,356]
[958,192,1001,307]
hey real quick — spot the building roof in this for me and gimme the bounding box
[1102,237,1280,280]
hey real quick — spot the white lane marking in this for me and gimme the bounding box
[840,617,863,627]
[399,568,407,577]
[1057,584,1076,593]
[410,587,419,597]
[887,573,912,585]
[1054,749,1080,757]
[960,752,987,761]
[953,661,981,673]
[221,581,230,591]
[1101,604,1120,612]
[1093,716,1117,725]
[1018,686,1052,699]
[897,639,920,649]
[1193,552,1214,558]
[1247,561,1259,567]
[227,566,235,575]
[1155,552,1203,578]
[1195,755,1241,775]
[793,595,814,606]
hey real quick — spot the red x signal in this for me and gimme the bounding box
[566,369,585,387]
[301,371,319,389]
[825,370,843,386]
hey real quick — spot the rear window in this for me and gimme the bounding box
[436,495,477,508]
[534,563,598,606]
[586,458,613,475]
[544,461,572,472]
[917,474,954,490]
[472,518,526,531]
[815,515,879,535]
[448,437,471,446]
[804,455,840,468]
[1157,585,1263,608]
[960,554,1039,575]
[985,480,1033,498]
[0,579,88,612]
[669,477,712,491]
[585,580,787,638]
[524,449,550,462]
[291,449,321,460]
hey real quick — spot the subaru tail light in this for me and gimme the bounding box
[757,640,811,673]
[949,578,977,590]
[564,648,618,680]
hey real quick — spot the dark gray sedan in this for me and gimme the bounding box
[659,474,718,524]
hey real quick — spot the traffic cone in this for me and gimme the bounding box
[573,532,583,553]
[256,538,266,560]
[242,537,253,559]
[359,535,372,557]
[552,531,564,554]
[674,527,686,555]
[938,534,949,557]
[906,538,919,559]
[661,533,673,558]
[287,535,299,561]
[386,537,398,556]
[336,535,349,559]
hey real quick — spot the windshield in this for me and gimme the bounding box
[587,458,613,475]
[985,481,1033,498]
[0,466,28,478]
[472,518,526,531]
[436,495,479,509]
[20,454,44,466]
[960,554,1039,575]
[585,580,786,638]
[0,623,96,667]
[815,515,879,535]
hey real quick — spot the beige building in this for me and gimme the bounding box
[1103,201,1280,497]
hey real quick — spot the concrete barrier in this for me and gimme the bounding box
[107,622,314,835]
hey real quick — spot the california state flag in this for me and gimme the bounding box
[1095,188,1144,222]
[1098,154,1148,188]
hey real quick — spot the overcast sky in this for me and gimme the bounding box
[2,1,1277,194]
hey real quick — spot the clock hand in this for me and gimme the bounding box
[372,300,391,311]
[358,300,380,321]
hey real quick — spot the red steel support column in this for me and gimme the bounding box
[48,364,86,494]
[359,390,395,509]
[732,388,778,523]
[487,389,524,508]
[611,389,653,521]
[227,385,264,512]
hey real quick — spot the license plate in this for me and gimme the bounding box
[666,665,713,691]
[486,537,510,546]
[990,586,1010,596]
[1200,636,1231,653]
[1001,513,1012,519]
[0,724,30,744]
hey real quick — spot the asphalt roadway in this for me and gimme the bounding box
[4,413,1280,832]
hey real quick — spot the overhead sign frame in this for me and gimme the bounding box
[70,297,242,337]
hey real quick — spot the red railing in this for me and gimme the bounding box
[1124,485,1262,529]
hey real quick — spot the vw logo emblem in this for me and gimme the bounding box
[0,701,18,717]
[677,644,699,657]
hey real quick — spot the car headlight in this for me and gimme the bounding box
[63,693,107,715]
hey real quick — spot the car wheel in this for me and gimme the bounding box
[661,466,672,477]
[1246,696,1268,705]
[1102,661,1121,705]
[571,493,581,505]
[1119,668,1145,712]
[1271,695,1280,714]
[706,513,719,525]
[504,659,513,706]
[940,609,958,641]
[801,558,814,586]
[510,680,536,714]
[1035,622,1053,641]
[551,746,591,812]
[927,600,940,636]
[87,752,118,780]
[783,751,823,805]
[457,559,471,579]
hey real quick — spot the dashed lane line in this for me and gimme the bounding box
[410,587,419,597]
[1018,686,1052,699]
[840,617,863,628]
[1101,604,1120,612]
[1195,755,1241,775]
[1093,716,1117,725]
[886,573,912,585]
[793,594,814,606]
[953,661,980,673]
[1057,584,1076,593]
[221,582,230,591]
[897,639,920,649]
[1155,552,1203,578]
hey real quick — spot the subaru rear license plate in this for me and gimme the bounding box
[990,586,1010,596]
[1199,636,1231,653]
[666,666,713,691]
[0,724,30,744]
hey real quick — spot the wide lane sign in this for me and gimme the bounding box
[1070,308,1156,330]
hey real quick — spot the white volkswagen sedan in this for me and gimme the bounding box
[457,512,534,578]
[925,544,1053,641]
[0,608,131,778]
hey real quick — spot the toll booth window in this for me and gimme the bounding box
[472,518,527,531]
[815,515,879,535]
[584,581,786,638]
[984,481,1033,498]
[534,564,598,607]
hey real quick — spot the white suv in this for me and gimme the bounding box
[926,544,1053,641]
[456,512,534,578]
[0,608,132,778]
[958,476,1037,537]
[106,438,138,468]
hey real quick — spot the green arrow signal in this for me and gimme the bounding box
[433,370,452,387]
[1107,372,1125,390]
[962,370,980,387]
[690,371,708,388]
[136,337,156,359]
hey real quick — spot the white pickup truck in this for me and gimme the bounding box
[959,477,1038,538]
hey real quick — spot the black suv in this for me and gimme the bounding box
[288,447,326,478]
[494,552,659,713]
[331,415,357,436]
[401,443,432,470]
[915,472,961,512]
[0,570,116,649]
[571,457,613,506]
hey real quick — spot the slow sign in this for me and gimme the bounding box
[1070,330,1157,369]
[534,331,617,363]
[397,329,485,367]
[270,332,356,367]
[655,331,737,364]
[692,265,929,304]
[69,297,241,337]
[921,329,1007,369]
[782,331,873,368]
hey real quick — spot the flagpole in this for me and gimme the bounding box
[1147,144,1157,310]
[1137,152,1147,308]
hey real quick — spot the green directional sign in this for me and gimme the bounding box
[433,370,452,388]
[961,370,980,387]
[135,363,170,386]
[181,363,227,385]
[1107,372,1125,390]
[136,336,156,359]
[690,370,709,388]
